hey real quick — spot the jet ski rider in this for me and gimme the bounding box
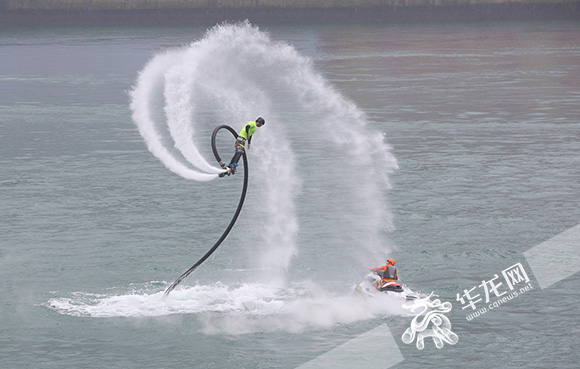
[370,258,398,291]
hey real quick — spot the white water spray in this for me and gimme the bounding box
[116,22,401,330]
[130,21,397,274]
[130,22,304,275]
[47,281,416,334]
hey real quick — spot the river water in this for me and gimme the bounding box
[1,20,579,368]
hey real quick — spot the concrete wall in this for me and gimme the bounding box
[1,0,576,11]
[1,0,578,26]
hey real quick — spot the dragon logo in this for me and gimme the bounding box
[402,294,458,350]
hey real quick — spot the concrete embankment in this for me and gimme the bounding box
[1,0,578,26]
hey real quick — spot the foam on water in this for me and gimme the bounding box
[47,281,415,334]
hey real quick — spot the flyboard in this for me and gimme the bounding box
[163,125,248,296]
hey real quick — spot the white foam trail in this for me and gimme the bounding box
[47,281,416,334]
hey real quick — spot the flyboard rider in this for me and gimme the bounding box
[220,117,265,177]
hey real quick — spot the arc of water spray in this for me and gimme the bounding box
[164,125,249,296]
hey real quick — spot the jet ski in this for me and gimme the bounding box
[355,272,417,301]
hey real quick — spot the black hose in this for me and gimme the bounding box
[163,125,248,296]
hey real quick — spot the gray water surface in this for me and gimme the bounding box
[1,20,579,368]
